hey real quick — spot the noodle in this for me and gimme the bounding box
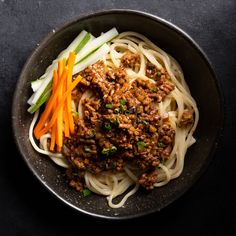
[29,31,199,208]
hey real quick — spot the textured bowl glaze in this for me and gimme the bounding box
[12,10,223,219]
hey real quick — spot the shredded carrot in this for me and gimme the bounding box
[64,52,76,137]
[56,64,66,151]
[50,122,57,151]
[63,76,70,138]
[34,68,68,139]
[49,70,58,151]
[66,52,76,134]
[62,58,66,69]
[34,53,81,152]
[37,74,83,140]
[58,60,63,77]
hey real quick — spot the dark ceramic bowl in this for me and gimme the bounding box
[12,10,223,219]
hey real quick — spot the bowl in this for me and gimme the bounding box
[12,9,223,219]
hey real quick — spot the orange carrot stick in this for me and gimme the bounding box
[34,68,68,139]
[58,60,63,77]
[49,70,58,151]
[34,68,61,137]
[37,74,83,137]
[63,54,74,137]
[66,52,76,133]
[62,58,66,68]
[50,122,57,151]
[63,77,70,138]
[56,67,65,151]
[34,82,59,137]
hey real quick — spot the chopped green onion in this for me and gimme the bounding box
[105,103,112,109]
[119,99,128,113]
[157,140,165,147]
[72,111,79,116]
[120,105,124,113]
[157,71,161,77]
[82,188,91,197]
[120,99,127,105]
[160,159,166,165]
[137,141,146,150]
[152,87,158,92]
[104,122,112,130]
[114,108,119,114]
[110,117,120,126]
[84,146,91,152]
[110,146,117,154]
[101,146,117,155]
[143,120,149,126]
[112,162,117,169]
[125,109,131,115]
[88,129,96,138]
[72,172,78,176]
[101,148,110,155]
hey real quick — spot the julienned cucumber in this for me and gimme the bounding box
[29,30,91,98]
[75,27,118,64]
[28,44,110,113]
[28,82,52,113]
[28,28,118,113]
[73,44,110,75]
[30,31,92,93]
[31,78,44,93]
[74,33,91,55]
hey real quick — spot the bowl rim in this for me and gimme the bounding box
[12,9,224,220]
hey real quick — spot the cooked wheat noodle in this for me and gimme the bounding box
[29,31,199,208]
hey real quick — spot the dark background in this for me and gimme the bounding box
[0,0,235,235]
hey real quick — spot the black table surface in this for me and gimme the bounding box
[0,0,235,235]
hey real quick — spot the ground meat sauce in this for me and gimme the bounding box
[63,56,176,191]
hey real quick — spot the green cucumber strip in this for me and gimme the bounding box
[30,32,91,107]
[28,81,52,114]
[74,33,91,54]
[75,28,118,64]
[73,44,110,75]
[28,28,118,113]
[31,77,45,92]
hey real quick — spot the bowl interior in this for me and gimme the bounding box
[12,10,223,219]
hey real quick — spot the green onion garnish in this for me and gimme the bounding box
[101,148,110,155]
[104,122,112,130]
[105,103,112,109]
[82,188,91,197]
[114,108,119,114]
[160,159,166,165]
[137,141,146,150]
[157,71,161,77]
[120,105,124,113]
[112,162,117,169]
[120,99,127,105]
[72,111,79,116]
[84,146,91,152]
[152,87,158,92]
[101,146,117,155]
[125,109,131,115]
[88,129,96,138]
[157,141,165,147]
[110,146,117,154]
